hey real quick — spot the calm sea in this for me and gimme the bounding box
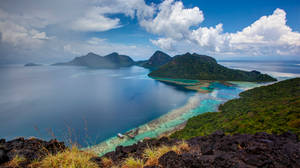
[0,61,299,147]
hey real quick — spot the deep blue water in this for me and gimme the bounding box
[0,61,299,147]
[0,65,193,146]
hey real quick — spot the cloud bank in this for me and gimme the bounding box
[0,0,299,63]
[146,1,300,57]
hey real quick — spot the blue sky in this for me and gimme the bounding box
[0,0,299,63]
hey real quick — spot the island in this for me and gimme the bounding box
[24,63,42,66]
[137,50,172,69]
[149,52,277,82]
[52,52,135,69]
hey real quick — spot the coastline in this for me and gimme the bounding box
[85,80,261,156]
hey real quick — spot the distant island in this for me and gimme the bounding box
[52,52,135,69]
[24,63,42,66]
[137,50,172,69]
[52,51,276,82]
[149,52,277,82]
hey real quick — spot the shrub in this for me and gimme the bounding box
[36,145,98,168]
[121,157,144,168]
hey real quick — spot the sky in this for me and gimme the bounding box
[0,0,300,64]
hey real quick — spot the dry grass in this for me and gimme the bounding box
[143,141,190,167]
[121,157,144,168]
[101,157,114,168]
[173,140,190,154]
[31,145,98,168]
[5,155,26,168]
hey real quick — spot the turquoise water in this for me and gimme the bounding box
[1,61,299,156]
[88,81,256,155]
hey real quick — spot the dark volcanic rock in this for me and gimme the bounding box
[0,137,65,167]
[98,132,300,168]
[102,137,178,163]
[158,151,185,168]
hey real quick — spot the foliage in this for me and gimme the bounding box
[149,53,276,82]
[121,157,144,168]
[34,145,98,168]
[171,78,300,139]
[5,155,26,168]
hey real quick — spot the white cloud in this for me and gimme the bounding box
[147,4,300,57]
[0,9,54,49]
[150,38,175,50]
[71,7,121,32]
[71,0,154,32]
[63,37,154,60]
[141,0,203,39]
[226,8,300,55]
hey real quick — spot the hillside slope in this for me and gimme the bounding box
[171,78,300,139]
[140,51,172,69]
[149,53,276,82]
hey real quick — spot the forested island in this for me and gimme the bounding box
[149,52,276,82]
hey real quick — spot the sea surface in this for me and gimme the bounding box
[0,61,299,155]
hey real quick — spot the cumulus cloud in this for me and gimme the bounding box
[72,0,154,32]
[1,0,300,64]
[150,38,175,50]
[148,5,300,57]
[141,0,203,39]
[72,7,121,32]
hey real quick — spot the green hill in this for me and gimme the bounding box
[53,52,135,69]
[171,78,300,139]
[140,51,172,69]
[149,53,276,82]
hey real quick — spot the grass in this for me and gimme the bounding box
[31,145,98,168]
[142,141,190,167]
[5,155,26,168]
[101,157,114,168]
[121,157,144,168]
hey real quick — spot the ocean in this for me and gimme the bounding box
[0,61,299,155]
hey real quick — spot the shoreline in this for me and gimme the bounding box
[85,80,260,156]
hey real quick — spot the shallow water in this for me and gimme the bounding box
[1,61,299,155]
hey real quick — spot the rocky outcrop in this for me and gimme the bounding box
[97,131,300,168]
[100,137,178,163]
[0,137,65,167]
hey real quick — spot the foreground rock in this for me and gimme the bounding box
[0,137,65,167]
[98,132,300,168]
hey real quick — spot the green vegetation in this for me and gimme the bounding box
[53,52,135,69]
[140,50,172,69]
[149,53,276,82]
[171,78,300,139]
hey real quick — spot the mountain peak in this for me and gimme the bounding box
[149,53,276,82]
[141,51,172,69]
[106,52,119,57]
[86,52,98,56]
